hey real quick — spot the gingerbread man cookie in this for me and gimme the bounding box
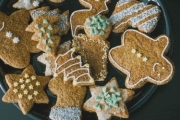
[70,0,111,37]
[109,0,161,33]
[108,29,174,89]
[83,77,135,119]
[2,65,50,115]
[0,10,40,68]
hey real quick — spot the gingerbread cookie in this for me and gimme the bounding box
[108,29,174,89]
[72,34,109,81]
[13,0,43,10]
[30,6,70,36]
[0,10,40,68]
[70,0,111,36]
[48,74,86,120]
[2,65,50,115]
[37,41,71,76]
[109,0,161,33]
[84,15,112,40]
[83,77,135,119]
[26,14,61,57]
[54,48,95,86]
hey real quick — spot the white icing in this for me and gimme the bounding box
[131,49,136,54]
[148,0,160,6]
[137,53,142,57]
[70,0,109,36]
[109,1,161,33]
[13,37,20,43]
[153,63,160,72]
[33,0,40,7]
[139,17,158,33]
[24,0,31,5]
[0,22,4,31]
[108,29,174,88]
[49,107,81,120]
[54,49,94,85]
[117,0,133,7]
[6,31,13,38]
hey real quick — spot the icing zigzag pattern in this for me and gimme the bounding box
[109,0,161,33]
[54,48,95,86]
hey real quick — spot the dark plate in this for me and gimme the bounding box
[0,0,173,120]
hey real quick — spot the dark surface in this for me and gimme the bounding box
[0,0,180,120]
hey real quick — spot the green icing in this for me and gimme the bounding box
[110,87,116,92]
[38,32,42,38]
[96,96,102,101]
[102,87,107,93]
[99,93,104,97]
[48,25,53,30]
[48,39,54,44]
[100,98,105,103]
[87,15,110,36]
[46,46,51,50]
[40,27,45,33]
[116,97,122,101]
[35,24,39,29]
[47,33,51,38]
[115,92,121,96]
[42,39,47,44]
[43,19,48,24]
[105,105,111,110]
[93,103,101,110]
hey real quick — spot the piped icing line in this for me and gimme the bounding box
[54,48,94,85]
[117,0,133,7]
[70,0,109,37]
[108,29,173,88]
[139,17,158,33]
[0,22,4,31]
[153,63,160,72]
[114,6,160,29]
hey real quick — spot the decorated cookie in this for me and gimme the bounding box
[26,14,61,57]
[37,41,71,76]
[84,15,112,40]
[83,77,135,119]
[109,0,161,33]
[54,48,95,86]
[48,74,86,120]
[2,65,50,115]
[70,0,111,37]
[72,34,109,81]
[108,29,174,89]
[13,0,43,10]
[0,10,40,68]
[30,6,70,36]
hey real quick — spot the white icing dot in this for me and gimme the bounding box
[162,67,165,70]
[18,93,23,99]
[142,57,148,62]
[36,81,40,86]
[25,74,29,78]
[33,0,40,7]
[29,84,34,89]
[33,91,38,96]
[26,79,30,83]
[137,53,142,57]
[13,89,18,93]
[19,78,24,83]
[14,82,18,87]
[158,73,161,76]
[21,84,25,89]
[6,31,13,38]
[28,95,33,100]
[13,37,20,43]
[31,75,36,80]
[24,89,28,94]
[131,49,136,54]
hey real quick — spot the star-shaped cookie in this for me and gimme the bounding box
[2,65,50,115]
[0,10,40,68]
[83,77,134,119]
[108,29,174,89]
[26,14,61,57]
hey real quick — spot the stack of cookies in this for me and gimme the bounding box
[0,0,174,120]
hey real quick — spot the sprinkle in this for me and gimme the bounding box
[43,19,48,24]
[31,75,36,80]
[25,73,29,78]
[33,91,38,96]
[6,31,13,38]
[48,25,53,30]
[38,32,42,38]
[13,37,20,43]
[28,95,33,100]
[18,94,23,99]
[137,53,142,57]
[21,84,25,89]
[36,81,40,86]
[19,78,24,83]
[13,89,18,93]
[84,64,89,68]
[131,49,136,54]
[46,46,51,50]
[26,79,30,83]
[35,24,39,29]
[23,89,28,94]
[48,39,54,44]
[40,27,45,33]
[29,84,34,89]
[46,33,51,38]
[42,39,47,44]
[33,0,40,7]
[99,31,105,35]
[14,82,18,87]
[142,57,148,62]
